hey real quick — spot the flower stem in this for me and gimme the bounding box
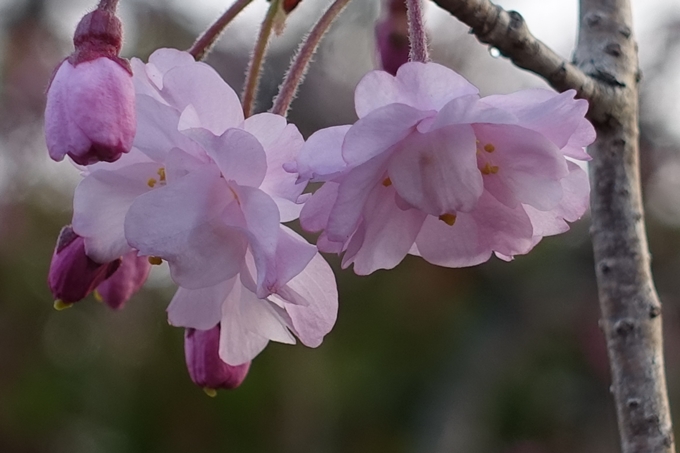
[98,0,119,12]
[188,0,254,61]
[406,0,429,63]
[271,0,353,117]
[242,0,281,117]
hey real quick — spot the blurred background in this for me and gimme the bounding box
[1,0,680,451]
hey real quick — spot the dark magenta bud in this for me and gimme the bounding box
[48,225,120,309]
[185,325,250,396]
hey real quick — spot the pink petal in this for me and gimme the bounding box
[274,251,338,347]
[96,252,151,310]
[167,278,236,329]
[294,125,351,182]
[345,185,427,275]
[272,226,317,290]
[326,153,390,242]
[161,63,244,135]
[342,103,433,167]
[354,62,478,118]
[226,185,281,297]
[73,162,159,263]
[474,124,568,211]
[300,182,339,233]
[388,124,482,215]
[125,165,248,289]
[219,281,295,365]
[184,128,267,188]
[482,89,592,150]
[133,94,203,162]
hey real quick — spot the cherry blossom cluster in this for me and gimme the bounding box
[45,0,594,395]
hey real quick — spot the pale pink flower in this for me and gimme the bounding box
[44,9,135,165]
[71,48,337,364]
[292,62,594,273]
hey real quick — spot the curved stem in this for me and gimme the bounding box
[270,0,353,117]
[98,0,119,12]
[188,0,254,61]
[242,0,281,117]
[406,0,429,62]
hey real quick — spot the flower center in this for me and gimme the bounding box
[147,167,167,188]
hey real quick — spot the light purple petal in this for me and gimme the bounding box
[300,182,339,233]
[294,125,351,182]
[133,94,203,162]
[388,124,482,215]
[474,124,568,211]
[125,165,248,289]
[161,64,244,135]
[326,153,390,242]
[272,226,317,290]
[184,128,267,188]
[482,89,592,150]
[96,251,151,310]
[274,251,338,348]
[168,278,236,329]
[219,281,295,365]
[342,103,433,167]
[73,162,159,263]
[346,185,427,275]
[354,62,478,117]
[227,185,281,297]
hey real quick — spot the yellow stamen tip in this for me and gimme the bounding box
[490,165,499,174]
[147,178,157,188]
[203,388,218,397]
[157,167,166,181]
[93,290,103,303]
[484,143,496,153]
[148,256,163,266]
[438,213,457,226]
[382,177,392,187]
[54,300,73,311]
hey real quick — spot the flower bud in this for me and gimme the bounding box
[95,252,151,310]
[375,0,409,75]
[44,8,135,165]
[48,226,120,306]
[184,325,250,396]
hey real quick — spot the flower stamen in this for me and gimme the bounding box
[438,213,457,226]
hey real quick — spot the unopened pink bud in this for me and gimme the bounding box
[44,8,135,165]
[375,0,409,75]
[95,252,151,310]
[185,326,250,395]
[48,226,120,304]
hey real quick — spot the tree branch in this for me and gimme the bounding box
[577,1,674,451]
[431,0,674,451]
[431,0,607,119]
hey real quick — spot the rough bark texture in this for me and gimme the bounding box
[576,1,674,451]
[431,0,674,451]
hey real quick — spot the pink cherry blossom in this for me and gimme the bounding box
[292,62,594,274]
[69,48,337,364]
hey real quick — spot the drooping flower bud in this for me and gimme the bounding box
[375,0,409,75]
[48,225,120,308]
[95,252,151,310]
[184,325,250,396]
[44,7,135,165]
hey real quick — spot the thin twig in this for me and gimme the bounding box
[242,0,281,118]
[430,0,604,119]
[270,0,353,117]
[406,0,430,63]
[188,0,254,61]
